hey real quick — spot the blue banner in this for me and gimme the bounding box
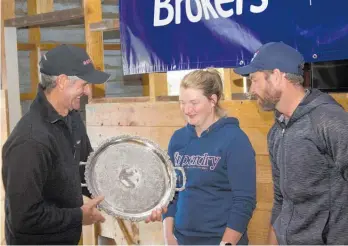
[119,0,348,75]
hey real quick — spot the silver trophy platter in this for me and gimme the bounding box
[82,135,186,222]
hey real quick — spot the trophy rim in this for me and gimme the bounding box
[84,134,176,221]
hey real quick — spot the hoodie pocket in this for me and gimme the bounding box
[287,206,330,244]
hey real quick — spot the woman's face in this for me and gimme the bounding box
[179,87,216,127]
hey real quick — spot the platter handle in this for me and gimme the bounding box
[174,167,186,191]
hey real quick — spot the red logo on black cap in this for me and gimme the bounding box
[83,59,92,65]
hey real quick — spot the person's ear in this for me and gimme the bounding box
[272,69,284,86]
[210,94,218,108]
[56,74,68,90]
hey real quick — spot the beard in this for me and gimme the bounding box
[255,85,281,111]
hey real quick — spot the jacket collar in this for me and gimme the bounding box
[31,84,65,124]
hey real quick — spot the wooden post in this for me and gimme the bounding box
[223,69,232,100]
[223,68,244,100]
[27,0,53,100]
[84,0,105,99]
[1,0,14,90]
[4,27,22,131]
[1,1,14,244]
[142,73,168,101]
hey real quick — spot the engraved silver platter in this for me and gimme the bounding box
[83,135,186,222]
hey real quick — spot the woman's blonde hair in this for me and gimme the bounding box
[180,68,226,117]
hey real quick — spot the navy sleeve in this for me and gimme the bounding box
[226,129,257,233]
[3,139,82,234]
[162,135,178,219]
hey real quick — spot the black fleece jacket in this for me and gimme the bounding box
[2,85,92,245]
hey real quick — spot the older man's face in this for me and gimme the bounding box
[63,78,91,111]
[248,71,281,111]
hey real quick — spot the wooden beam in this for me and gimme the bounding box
[18,43,121,51]
[20,92,36,101]
[102,0,119,5]
[27,0,53,102]
[1,1,14,244]
[142,73,168,102]
[230,70,244,96]
[116,219,136,245]
[5,27,22,132]
[90,19,119,32]
[223,69,233,100]
[2,0,15,20]
[1,0,15,89]
[39,43,121,51]
[104,43,121,50]
[18,43,121,52]
[40,43,86,50]
[17,43,37,50]
[4,7,83,28]
[1,1,8,90]
[90,96,150,104]
[84,0,106,98]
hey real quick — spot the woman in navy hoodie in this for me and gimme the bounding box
[162,68,257,245]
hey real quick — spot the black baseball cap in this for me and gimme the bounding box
[234,42,305,76]
[39,44,111,84]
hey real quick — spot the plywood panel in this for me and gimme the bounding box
[257,183,274,207]
[86,102,184,127]
[335,97,348,111]
[248,210,272,245]
[256,155,272,184]
[87,126,177,150]
[86,101,274,128]
[243,127,269,155]
[138,222,164,245]
[87,125,269,156]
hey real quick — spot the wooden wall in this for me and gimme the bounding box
[85,94,348,244]
[85,99,275,244]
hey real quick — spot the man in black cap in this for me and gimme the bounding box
[2,44,165,245]
[234,42,348,245]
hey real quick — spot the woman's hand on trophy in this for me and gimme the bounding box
[145,206,168,223]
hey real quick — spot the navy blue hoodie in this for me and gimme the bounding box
[163,117,256,242]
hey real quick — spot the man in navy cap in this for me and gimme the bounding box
[2,44,165,245]
[234,42,348,245]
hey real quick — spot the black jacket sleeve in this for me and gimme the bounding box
[3,139,82,234]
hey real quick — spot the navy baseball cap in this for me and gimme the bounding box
[234,42,305,76]
[39,44,111,84]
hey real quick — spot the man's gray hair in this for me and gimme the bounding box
[40,73,80,91]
